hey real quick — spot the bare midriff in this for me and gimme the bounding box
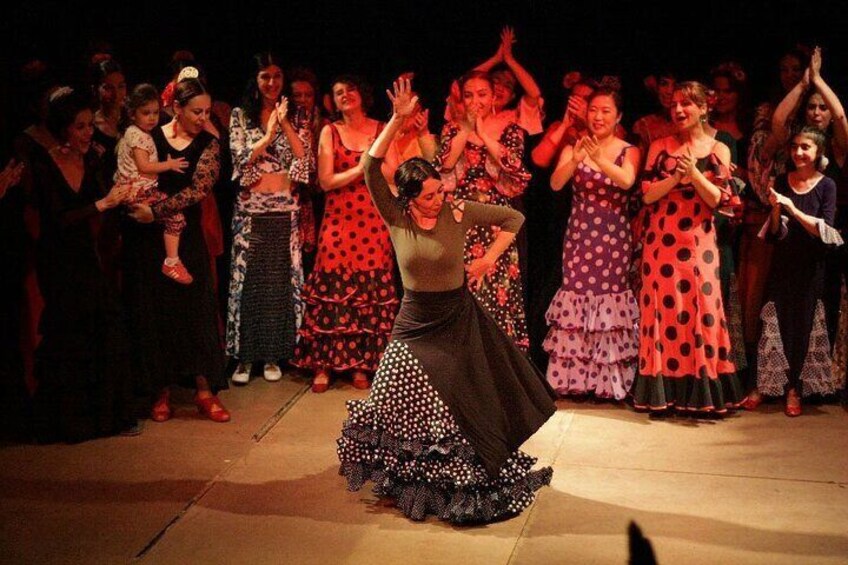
[250,172,291,193]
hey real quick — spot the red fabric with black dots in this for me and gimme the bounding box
[292,122,398,372]
[638,150,736,381]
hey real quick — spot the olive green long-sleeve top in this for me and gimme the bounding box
[364,154,524,292]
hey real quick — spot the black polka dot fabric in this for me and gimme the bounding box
[337,341,552,523]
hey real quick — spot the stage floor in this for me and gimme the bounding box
[2,371,847,564]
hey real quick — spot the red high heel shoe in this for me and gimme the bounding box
[151,390,172,422]
[195,395,231,423]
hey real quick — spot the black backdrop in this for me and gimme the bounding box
[3,0,848,143]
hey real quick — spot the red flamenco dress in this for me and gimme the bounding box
[631,149,746,413]
[292,123,398,372]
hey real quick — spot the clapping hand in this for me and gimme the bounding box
[387,77,419,118]
[413,108,430,135]
[566,94,588,125]
[768,186,793,209]
[572,136,589,163]
[500,26,517,63]
[581,135,601,161]
[276,96,290,124]
[810,46,822,83]
[674,147,696,180]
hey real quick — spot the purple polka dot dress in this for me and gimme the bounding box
[543,148,639,399]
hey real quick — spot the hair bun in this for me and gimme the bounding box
[598,75,622,92]
[820,155,830,171]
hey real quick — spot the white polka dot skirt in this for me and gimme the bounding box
[337,341,552,524]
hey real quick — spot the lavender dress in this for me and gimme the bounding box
[543,147,639,399]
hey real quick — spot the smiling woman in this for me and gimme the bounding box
[226,52,311,386]
[632,81,746,415]
[30,88,138,441]
[122,77,230,424]
[292,74,398,393]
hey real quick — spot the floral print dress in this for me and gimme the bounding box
[436,122,531,351]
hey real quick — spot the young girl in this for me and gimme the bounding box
[747,127,843,416]
[115,84,191,283]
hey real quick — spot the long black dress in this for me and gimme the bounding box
[122,128,226,402]
[30,149,136,442]
[757,174,841,396]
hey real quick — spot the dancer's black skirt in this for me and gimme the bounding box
[338,286,556,523]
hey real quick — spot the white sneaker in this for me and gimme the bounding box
[263,363,283,382]
[232,362,252,385]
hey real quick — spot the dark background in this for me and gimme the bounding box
[3,0,848,141]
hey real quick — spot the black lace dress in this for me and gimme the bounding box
[122,128,226,402]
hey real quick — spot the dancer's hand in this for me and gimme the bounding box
[500,26,517,63]
[276,97,289,123]
[675,147,696,180]
[466,257,495,291]
[164,154,189,173]
[566,94,587,124]
[102,183,132,209]
[582,135,601,161]
[413,108,430,135]
[387,77,418,118]
[572,136,588,163]
[810,46,822,83]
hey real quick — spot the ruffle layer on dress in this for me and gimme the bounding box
[757,301,838,397]
[337,341,551,524]
[630,372,746,413]
[293,267,397,371]
[543,289,639,399]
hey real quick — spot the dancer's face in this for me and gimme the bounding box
[332,82,362,113]
[790,133,819,170]
[65,109,95,153]
[98,71,127,108]
[712,76,738,115]
[587,94,620,138]
[257,65,284,104]
[670,91,705,131]
[491,70,516,111]
[411,177,445,218]
[657,76,676,109]
[462,78,494,119]
[779,54,804,93]
[291,80,315,110]
[175,94,211,136]
[805,93,832,130]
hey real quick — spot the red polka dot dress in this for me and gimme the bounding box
[631,149,745,413]
[292,123,398,372]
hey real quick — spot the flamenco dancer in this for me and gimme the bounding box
[337,80,556,524]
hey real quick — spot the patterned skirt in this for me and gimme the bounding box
[338,287,555,524]
[226,191,303,360]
